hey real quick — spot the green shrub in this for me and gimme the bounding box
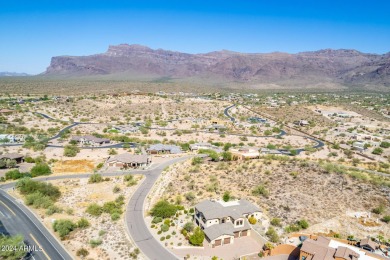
[5,169,25,180]
[0,235,26,259]
[63,145,80,157]
[185,192,196,201]
[46,205,63,215]
[160,237,165,241]
[88,174,103,183]
[76,248,89,258]
[150,200,178,218]
[252,184,269,197]
[152,217,163,223]
[30,163,51,177]
[381,215,390,223]
[86,203,102,216]
[112,185,121,193]
[189,227,205,246]
[25,192,53,209]
[248,216,257,224]
[183,222,194,232]
[161,224,169,232]
[77,218,90,228]
[270,218,282,227]
[223,191,231,202]
[166,235,171,239]
[372,205,385,214]
[111,213,120,221]
[297,219,309,229]
[53,219,76,239]
[98,230,106,236]
[265,227,279,243]
[16,178,60,200]
[89,238,102,248]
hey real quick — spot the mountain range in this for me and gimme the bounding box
[0,71,30,77]
[44,44,390,90]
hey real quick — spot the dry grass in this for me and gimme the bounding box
[52,160,95,174]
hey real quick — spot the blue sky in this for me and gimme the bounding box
[1,0,390,74]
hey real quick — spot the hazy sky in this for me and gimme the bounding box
[1,0,390,74]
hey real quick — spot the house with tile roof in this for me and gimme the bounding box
[146,144,182,154]
[106,153,151,169]
[194,199,261,247]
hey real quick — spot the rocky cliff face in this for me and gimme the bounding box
[44,44,390,88]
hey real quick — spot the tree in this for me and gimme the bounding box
[5,169,23,180]
[53,219,76,239]
[189,227,205,246]
[150,200,178,218]
[0,235,26,259]
[222,191,231,202]
[30,163,51,177]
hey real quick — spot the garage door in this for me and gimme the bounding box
[241,230,248,236]
[234,232,240,238]
[214,239,222,246]
[224,237,231,244]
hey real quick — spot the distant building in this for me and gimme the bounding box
[190,143,222,153]
[0,153,24,164]
[106,153,151,169]
[230,147,260,160]
[194,200,261,247]
[146,144,182,154]
[0,134,25,143]
[112,125,139,134]
[71,135,110,146]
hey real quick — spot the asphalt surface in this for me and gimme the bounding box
[125,156,193,260]
[0,190,72,260]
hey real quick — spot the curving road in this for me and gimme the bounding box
[0,190,72,260]
[223,104,324,154]
[125,156,193,260]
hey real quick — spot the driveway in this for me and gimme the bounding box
[171,234,262,260]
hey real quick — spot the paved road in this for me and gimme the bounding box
[125,156,194,260]
[0,190,72,260]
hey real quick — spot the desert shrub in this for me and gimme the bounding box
[88,173,103,183]
[46,205,63,215]
[111,212,121,221]
[160,237,165,241]
[183,222,194,232]
[16,178,60,200]
[86,203,102,216]
[191,157,203,165]
[381,216,390,223]
[30,163,51,177]
[372,148,383,155]
[98,230,106,236]
[380,141,390,148]
[150,200,178,218]
[89,238,102,248]
[152,217,163,224]
[297,219,309,229]
[189,208,195,214]
[25,192,53,209]
[266,227,279,243]
[185,192,196,201]
[129,248,140,259]
[270,218,282,227]
[372,205,385,214]
[248,216,257,224]
[53,219,76,239]
[112,185,121,193]
[189,227,205,246]
[76,248,89,258]
[223,191,231,202]
[161,224,169,232]
[166,235,171,239]
[5,169,26,180]
[252,184,269,197]
[63,145,80,157]
[96,162,104,169]
[77,218,90,228]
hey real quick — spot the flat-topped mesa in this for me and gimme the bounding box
[105,44,153,56]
